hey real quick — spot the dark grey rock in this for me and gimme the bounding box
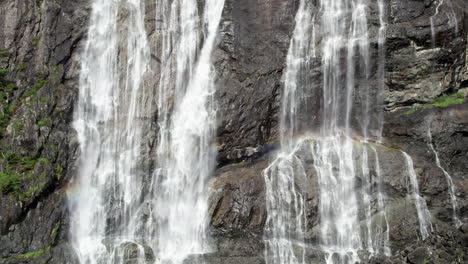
[407,247,431,264]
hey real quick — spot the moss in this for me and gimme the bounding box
[3,83,16,92]
[17,249,45,258]
[0,153,50,194]
[431,93,464,108]
[51,64,62,74]
[6,246,52,260]
[225,232,242,239]
[37,158,49,164]
[50,221,60,240]
[54,164,63,180]
[16,63,25,71]
[7,99,19,113]
[0,68,9,77]
[22,79,47,99]
[31,36,40,46]
[0,49,10,58]
[0,172,21,194]
[404,109,416,115]
[0,72,48,135]
[37,119,48,127]
[24,182,46,197]
[12,119,24,134]
[0,113,10,132]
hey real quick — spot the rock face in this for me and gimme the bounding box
[0,0,467,264]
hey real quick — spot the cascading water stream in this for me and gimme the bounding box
[264,0,392,263]
[376,0,386,141]
[430,0,458,47]
[70,0,150,263]
[152,0,225,263]
[70,0,224,263]
[315,0,370,262]
[402,152,433,240]
[427,124,461,227]
[263,1,313,263]
[370,146,391,257]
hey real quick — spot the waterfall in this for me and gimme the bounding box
[370,146,391,256]
[402,152,433,240]
[70,0,151,263]
[376,0,387,141]
[152,0,225,263]
[427,125,461,227]
[430,0,458,47]
[317,0,369,263]
[263,1,313,263]
[70,0,224,263]
[263,0,392,263]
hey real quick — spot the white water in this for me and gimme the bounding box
[367,2,391,256]
[375,0,387,141]
[264,0,393,263]
[402,152,433,240]
[427,126,462,227]
[370,146,391,256]
[71,0,224,263]
[319,1,370,263]
[314,136,360,264]
[430,0,459,47]
[263,147,307,264]
[152,0,225,263]
[70,0,150,263]
[263,1,313,263]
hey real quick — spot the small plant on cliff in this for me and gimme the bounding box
[0,153,50,195]
[31,36,40,46]
[16,64,25,71]
[0,172,21,194]
[431,93,465,108]
[37,119,48,127]
[0,49,10,57]
[23,79,48,98]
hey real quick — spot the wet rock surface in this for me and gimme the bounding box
[0,0,467,264]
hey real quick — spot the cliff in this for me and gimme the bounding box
[0,0,467,263]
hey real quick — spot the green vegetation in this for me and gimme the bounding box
[0,68,9,76]
[0,61,55,136]
[54,164,63,180]
[225,232,242,239]
[399,93,466,117]
[0,68,16,135]
[37,118,48,127]
[0,172,21,194]
[0,49,10,57]
[50,221,60,240]
[0,50,10,62]
[16,63,25,71]
[12,119,24,134]
[51,64,61,74]
[1,78,49,134]
[1,246,52,260]
[22,182,46,197]
[23,79,48,98]
[17,248,46,258]
[0,153,49,194]
[431,93,464,107]
[32,36,40,46]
